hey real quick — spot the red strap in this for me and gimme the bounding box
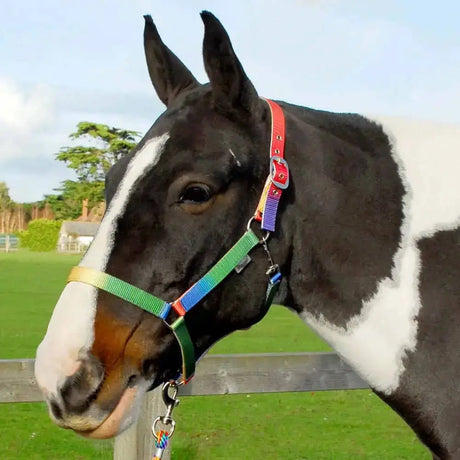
[267,99,286,159]
[171,299,186,316]
[254,99,289,231]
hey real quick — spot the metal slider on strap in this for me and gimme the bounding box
[270,156,289,189]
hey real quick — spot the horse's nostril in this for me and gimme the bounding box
[142,359,156,377]
[127,374,139,388]
[60,355,104,414]
[50,398,63,420]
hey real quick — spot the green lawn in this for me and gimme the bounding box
[0,250,430,459]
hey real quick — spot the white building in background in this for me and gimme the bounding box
[57,221,99,253]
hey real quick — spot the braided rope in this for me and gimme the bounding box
[155,429,169,448]
[152,430,170,459]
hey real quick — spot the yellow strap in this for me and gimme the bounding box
[255,176,271,218]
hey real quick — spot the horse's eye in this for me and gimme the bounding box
[179,184,212,204]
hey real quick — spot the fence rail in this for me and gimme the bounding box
[0,353,368,459]
[57,241,89,253]
[0,234,19,252]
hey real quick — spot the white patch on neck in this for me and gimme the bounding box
[299,116,460,394]
[35,134,169,395]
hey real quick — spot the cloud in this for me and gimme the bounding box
[0,79,54,129]
[0,79,56,160]
[0,79,70,202]
[0,79,162,202]
[52,86,163,134]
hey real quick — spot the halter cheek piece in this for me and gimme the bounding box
[67,99,289,384]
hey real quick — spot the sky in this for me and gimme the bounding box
[1,0,459,202]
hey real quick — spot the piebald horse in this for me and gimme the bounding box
[35,12,460,458]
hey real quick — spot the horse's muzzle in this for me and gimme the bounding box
[51,354,104,417]
[42,353,112,433]
[38,350,150,438]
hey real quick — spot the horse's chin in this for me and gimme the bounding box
[77,384,146,439]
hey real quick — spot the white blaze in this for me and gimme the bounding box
[35,134,169,395]
[300,117,460,394]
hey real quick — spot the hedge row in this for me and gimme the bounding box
[19,219,62,252]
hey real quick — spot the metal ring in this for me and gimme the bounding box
[246,217,270,243]
[152,416,176,438]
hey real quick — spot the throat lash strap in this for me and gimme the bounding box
[172,230,259,314]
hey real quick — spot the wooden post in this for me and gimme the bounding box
[5,234,9,253]
[113,387,171,460]
[81,199,89,221]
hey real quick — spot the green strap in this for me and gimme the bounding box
[68,266,171,319]
[170,317,196,381]
[264,276,281,310]
[177,230,260,311]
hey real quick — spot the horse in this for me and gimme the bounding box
[34,11,460,458]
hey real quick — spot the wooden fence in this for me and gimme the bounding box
[0,353,368,459]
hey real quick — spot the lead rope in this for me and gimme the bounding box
[151,382,180,460]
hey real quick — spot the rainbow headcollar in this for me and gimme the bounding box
[67,99,289,384]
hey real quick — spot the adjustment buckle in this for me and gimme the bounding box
[270,156,289,190]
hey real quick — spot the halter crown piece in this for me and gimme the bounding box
[67,98,289,384]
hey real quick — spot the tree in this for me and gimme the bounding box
[0,182,28,233]
[0,182,11,209]
[0,182,12,233]
[43,185,84,220]
[56,122,140,183]
[48,122,141,219]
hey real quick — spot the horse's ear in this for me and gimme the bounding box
[201,11,261,118]
[144,15,199,107]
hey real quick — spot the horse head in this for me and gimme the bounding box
[35,12,291,438]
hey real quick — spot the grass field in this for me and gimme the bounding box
[0,250,430,459]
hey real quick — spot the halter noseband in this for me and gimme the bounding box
[66,98,289,384]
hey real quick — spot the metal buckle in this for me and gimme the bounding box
[270,156,289,190]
